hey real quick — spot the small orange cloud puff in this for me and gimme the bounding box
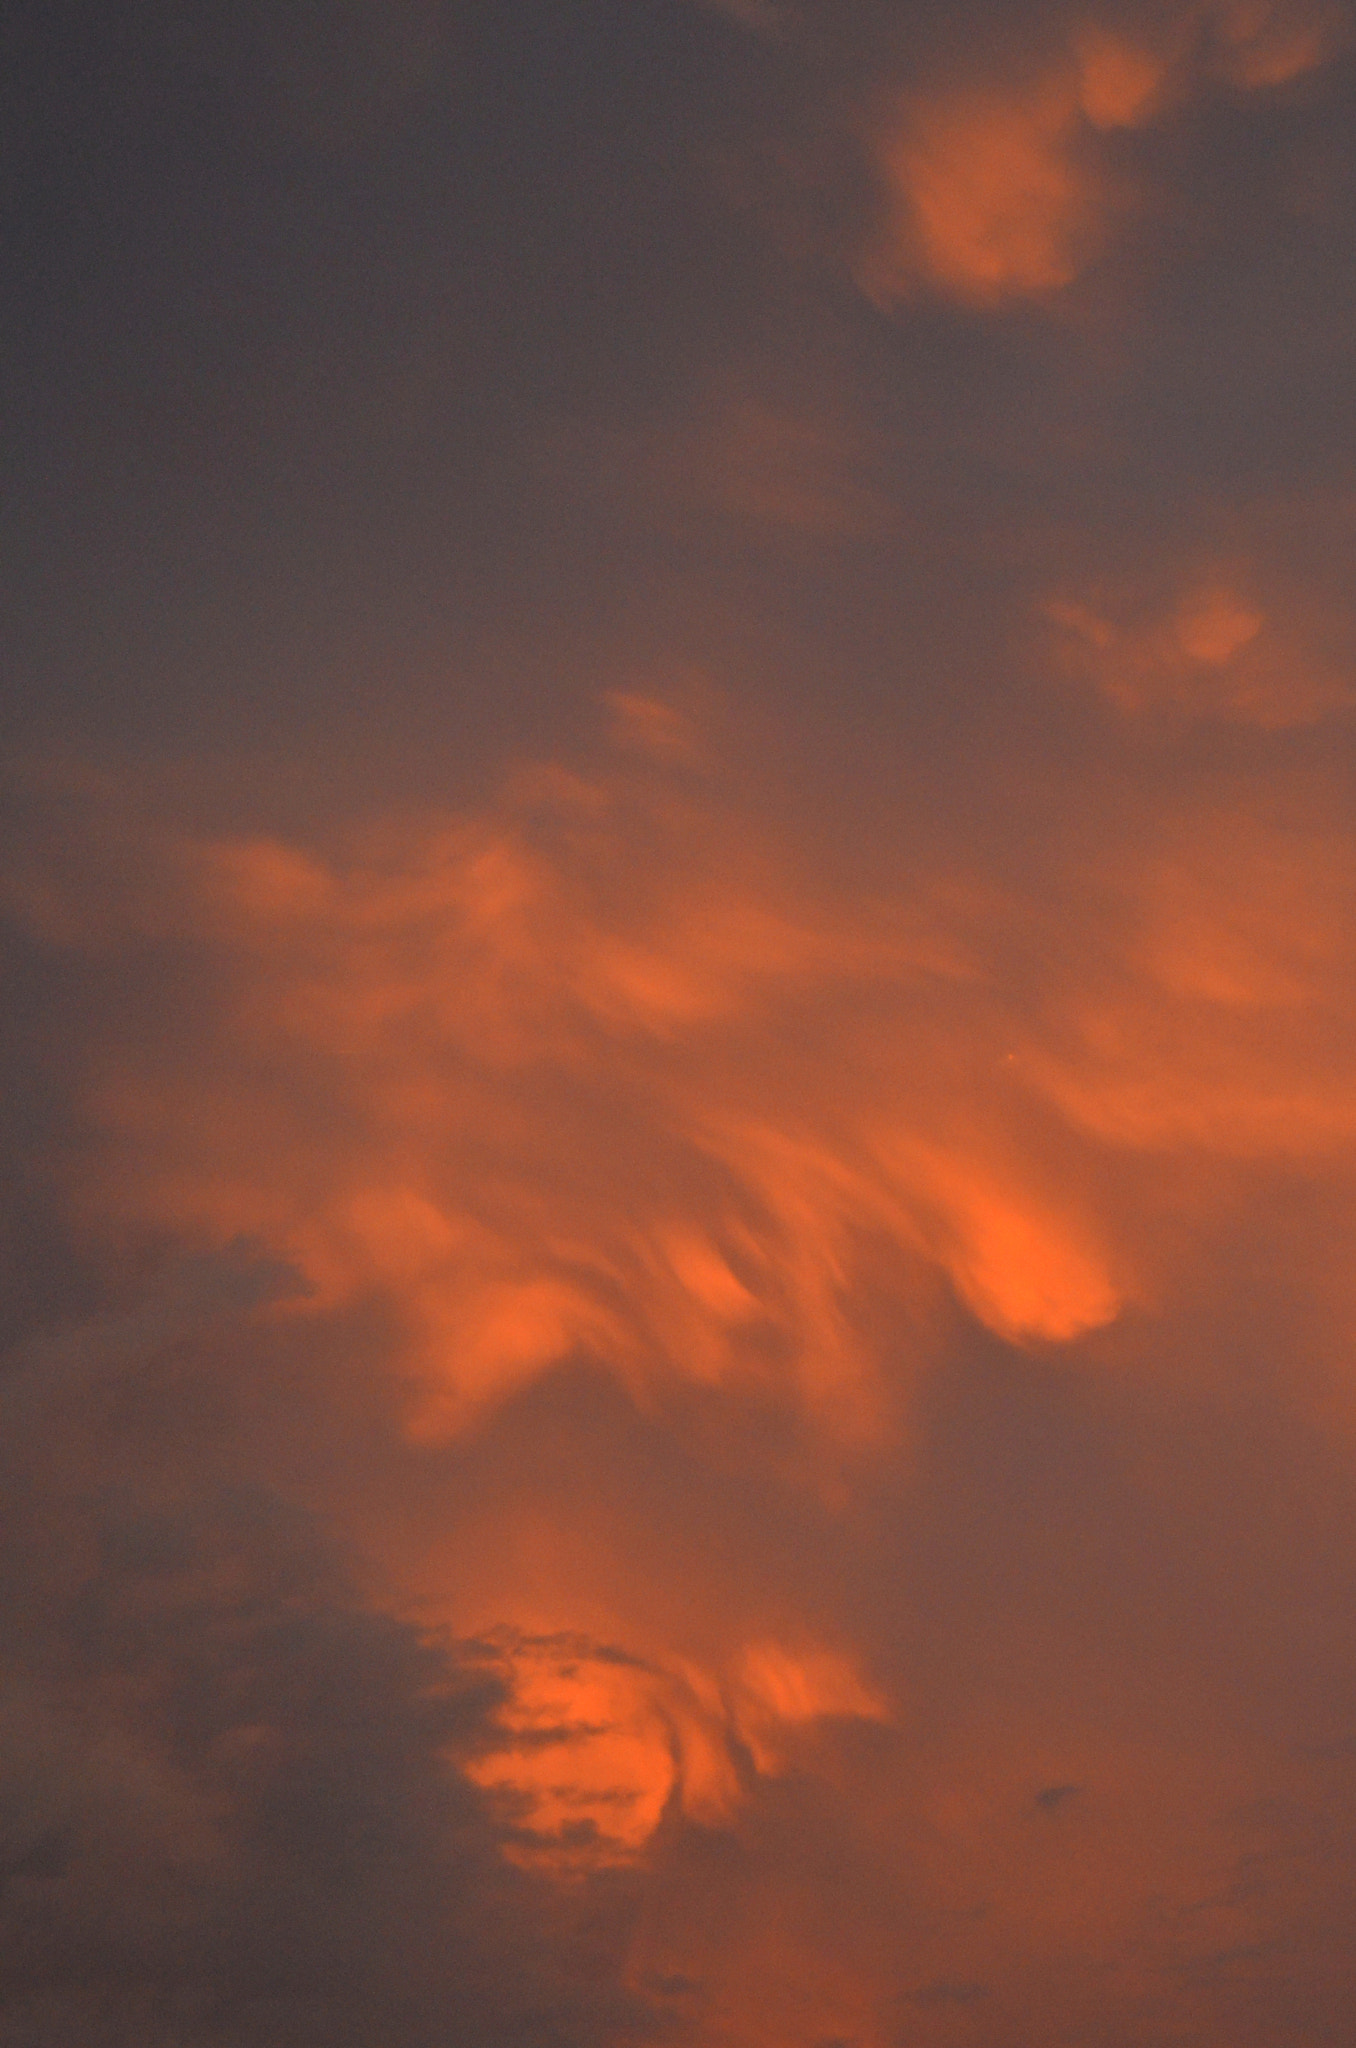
[1044,574,1355,727]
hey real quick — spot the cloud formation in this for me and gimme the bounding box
[5,1,1356,2042]
[3,726,1130,1445]
[856,1,1348,307]
[0,1290,650,2046]
[5,659,1356,2039]
[11,683,1356,1434]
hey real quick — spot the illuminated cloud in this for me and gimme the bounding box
[1209,0,1349,87]
[1044,569,1356,727]
[6,725,1145,1450]
[10,683,1356,1471]
[1075,24,1173,127]
[461,1629,887,1865]
[859,2,1345,308]
[5,5,1356,2041]
[1019,802,1356,1157]
[0,1317,643,2048]
[863,74,1118,308]
[10,679,1356,2042]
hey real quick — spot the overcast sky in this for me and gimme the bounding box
[4,4,1356,2044]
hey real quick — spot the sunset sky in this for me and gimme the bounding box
[4,3,1356,2043]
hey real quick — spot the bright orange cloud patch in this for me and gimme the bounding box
[461,1630,888,1866]
[865,78,1105,308]
[9,699,1356,2042]
[861,3,1344,309]
[11,731,1126,1444]
[13,701,1356,1455]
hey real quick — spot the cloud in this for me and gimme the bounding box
[862,73,1117,308]
[1044,570,1356,727]
[0,1411,647,2045]
[6,3,1356,2042]
[9,683,1356,1455]
[1208,0,1350,88]
[459,1629,888,1865]
[538,383,902,548]
[9,688,1356,2040]
[2,726,1140,1451]
[857,1,1348,310]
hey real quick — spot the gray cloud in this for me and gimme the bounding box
[0,1287,655,2048]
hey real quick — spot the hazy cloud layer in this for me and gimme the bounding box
[4,1,1356,2043]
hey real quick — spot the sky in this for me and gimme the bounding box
[4,2,1356,2043]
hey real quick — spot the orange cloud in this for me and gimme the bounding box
[1021,804,1356,1156]
[1045,571,1355,727]
[859,16,1177,311]
[458,1630,887,1867]
[11,730,1134,1446]
[731,1638,889,1773]
[1210,0,1349,87]
[616,1689,1338,2048]
[860,3,1344,309]
[11,699,1356,2038]
[10,8,1356,2040]
[12,696,1356,1464]
[864,76,1107,308]
[1075,24,1172,127]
